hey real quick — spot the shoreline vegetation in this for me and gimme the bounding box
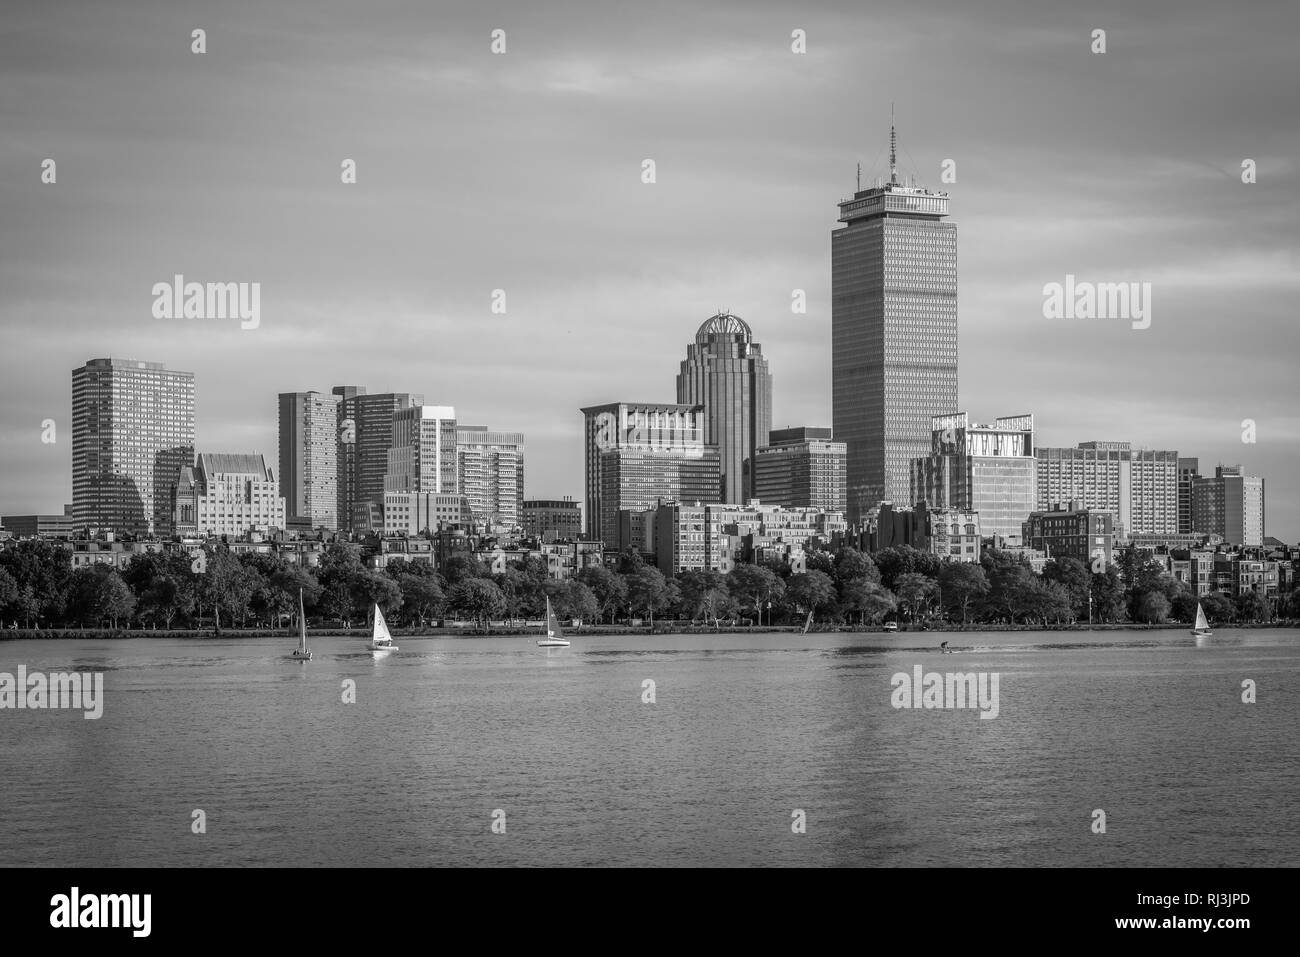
[3,620,1297,641]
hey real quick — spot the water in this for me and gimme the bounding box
[1,629,1297,867]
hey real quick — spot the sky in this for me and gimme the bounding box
[2,0,1297,538]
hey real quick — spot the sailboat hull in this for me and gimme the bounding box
[291,650,312,660]
[366,643,397,652]
[537,639,570,647]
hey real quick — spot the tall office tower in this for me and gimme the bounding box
[332,386,424,532]
[1177,457,1200,534]
[832,120,957,522]
[277,391,341,531]
[1192,465,1265,546]
[752,427,847,512]
[456,426,525,529]
[675,312,773,504]
[580,402,719,542]
[1035,442,1179,537]
[172,452,286,539]
[385,405,457,494]
[72,358,195,537]
[910,413,1036,544]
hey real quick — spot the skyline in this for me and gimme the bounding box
[2,0,1297,537]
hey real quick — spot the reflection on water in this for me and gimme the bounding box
[0,629,1296,867]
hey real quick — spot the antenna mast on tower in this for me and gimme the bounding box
[889,102,898,185]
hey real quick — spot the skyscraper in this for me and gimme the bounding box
[278,391,340,531]
[910,413,1037,544]
[456,426,525,530]
[385,405,457,494]
[332,386,424,532]
[580,401,718,542]
[72,358,195,537]
[675,312,772,504]
[832,121,957,521]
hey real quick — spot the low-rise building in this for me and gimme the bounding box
[1023,502,1114,568]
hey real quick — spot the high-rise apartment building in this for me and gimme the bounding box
[675,312,773,504]
[910,413,1036,545]
[1035,442,1179,537]
[456,426,525,530]
[1177,457,1199,534]
[332,386,424,532]
[832,123,957,521]
[580,402,716,542]
[172,452,285,539]
[752,427,847,512]
[385,405,457,495]
[278,391,340,531]
[72,358,195,537]
[1192,464,1265,547]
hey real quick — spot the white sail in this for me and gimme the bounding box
[1194,603,1209,632]
[373,603,392,642]
[298,589,308,652]
[546,596,565,639]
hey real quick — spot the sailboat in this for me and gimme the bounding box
[537,596,570,647]
[290,589,312,660]
[1190,602,1212,637]
[366,603,399,653]
[802,611,814,635]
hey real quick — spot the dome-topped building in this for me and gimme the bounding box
[676,312,773,505]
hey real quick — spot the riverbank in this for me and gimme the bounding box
[2,620,1296,640]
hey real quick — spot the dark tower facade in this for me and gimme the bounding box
[675,312,773,505]
[832,120,957,521]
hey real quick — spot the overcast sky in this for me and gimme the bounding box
[2,0,1296,539]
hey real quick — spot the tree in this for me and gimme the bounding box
[839,578,897,624]
[677,569,728,621]
[447,578,506,631]
[804,550,836,577]
[357,570,402,622]
[441,554,490,587]
[1201,591,1234,624]
[557,580,599,625]
[576,566,627,624]
[1090,566,1126,623]
[726,564,785,625]
[987,565,1035,624]
[626,566,670,626]
[834,547,881,587]
[894,572,938,624]
[317,544,367,624]
[1236,591,1269,623]
[785,570,837,622]
[131,552,195,629]
[874,546,941,590]
[67,566,136,628]
[938,562,989,625]
[0,567,19,623]
[1027,579,1073,625]
[1136,590,1171,624]
[1169,590,1200,623]
[698,586,737,626]
[398,574,445,627]
[1042,557,1091,620]
[0,539,73,624]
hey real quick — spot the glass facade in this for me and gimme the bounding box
[72,358,195,537]
[676,313,772,505]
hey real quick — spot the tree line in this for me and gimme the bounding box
[0,538,1294,632]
